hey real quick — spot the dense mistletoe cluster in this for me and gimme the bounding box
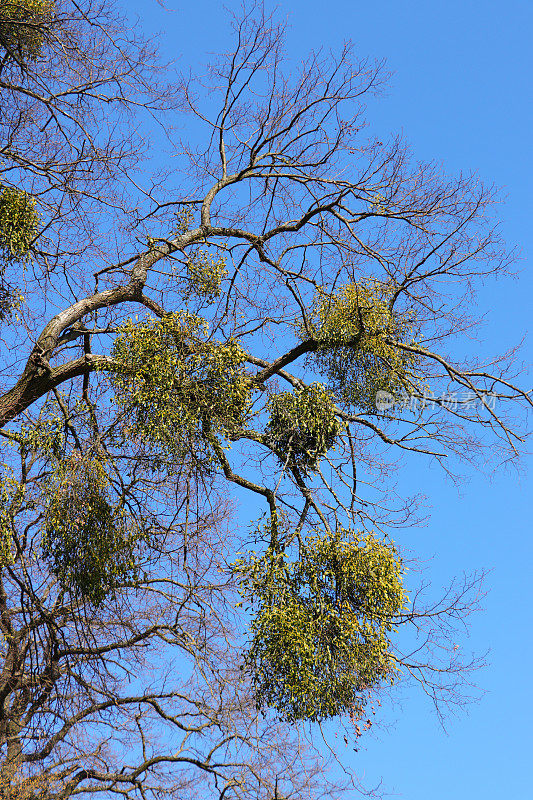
[42,452,140,605]
[304,281,422,412]
[0,186,39,263]
[186,249,228,299]
[106,312,252,465]
[0,470,23,567]
[265,384,340,472]
[0,0,55,61]
[235,528,406,722]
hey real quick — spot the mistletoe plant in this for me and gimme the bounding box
[106,312,252,466]
[303,280,422,413]
[265,383,340,472]
[235,528,407,723]
[0,0,55,61]
[0,469,25,567]
[186,249,228,300]
[42,452,140,606]
[0,186,39,263]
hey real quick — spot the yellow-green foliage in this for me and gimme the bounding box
[1,416,64,566]
[303,280,421,413]
[42,453,139,605]
[265,383,340,472]
[186,250,227,299]
[0,470,24,567]
[107,313,251,462]
[0,0,55,61]
[174,206,194,235]
[0,285,24,321]
[16,414,64,458]
[0,186,40,262]
[235,529,406,722]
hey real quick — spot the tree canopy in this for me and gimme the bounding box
[0,2,530,798]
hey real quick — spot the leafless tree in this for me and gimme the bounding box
[0,2,530,798]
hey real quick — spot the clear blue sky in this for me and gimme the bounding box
[128,2,532,797]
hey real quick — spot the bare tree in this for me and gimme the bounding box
[0,2,530,798]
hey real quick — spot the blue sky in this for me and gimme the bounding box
[128,2,532,797]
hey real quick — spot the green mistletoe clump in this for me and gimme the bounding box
[265,383,340,472]
[186,249,227,300]
[234,528,407,722]
[42,453,140,605]
[302,280,422,413]
[0,470,25,567]
[0,1,55,61]
[106,312,251,464]
[0,186,40,262]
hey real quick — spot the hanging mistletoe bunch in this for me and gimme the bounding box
[106,312,251,465]
[0,186,40,263]
[0,0,55,62]
[0,469,24,567]
[303,280,422,413]
[265,383,340,472]
[42,452,140,605]
[234,528,407,722]
[186,249,228,300]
